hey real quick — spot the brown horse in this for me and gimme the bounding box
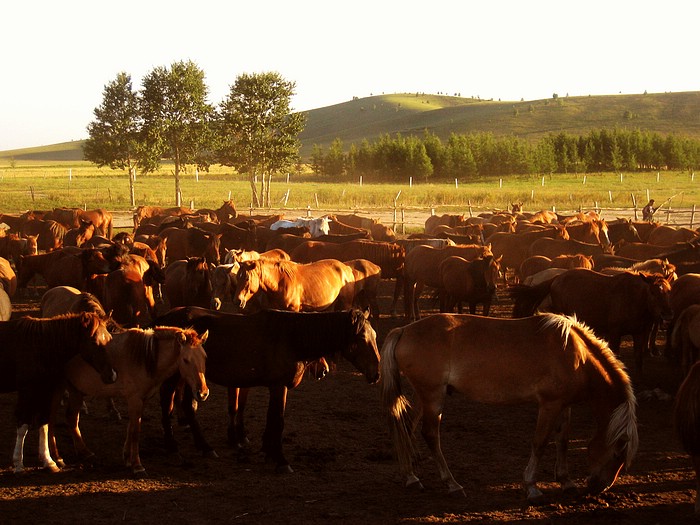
[0,257,17,298]
[40,285,106,319]
[527,237,611,260]
[511,268,673,373]
[155,306,379,471]
[235,258,355,312]
[160,226,221,266]
[89,269,156,328]
[44,248,115,290]
[163,258,213,309]
[564,220,611,247]
[381,313,638,500]
[488,225,569,280]
[0,312,114,473]
[647,225,700,246]
[666,274,700,363]
[403,243,493,320]
[51,327,209,475]
[670,304,700,377]
[519,254,594,281]
[343,258,382,321]
[674,361,700,513]
[64,219,96,247]
[438,255,502,315]
[133,205,195,230]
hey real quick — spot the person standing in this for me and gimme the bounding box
[642,199,656,221]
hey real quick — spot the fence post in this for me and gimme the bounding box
[691,204,696,228]
[401,207,405,235]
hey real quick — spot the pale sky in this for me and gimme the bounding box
[1,0,697,151]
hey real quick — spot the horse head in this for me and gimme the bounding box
[235,260,261,310]
[176,328,209,402]
[343,308,380,384]
[77,311,116,385]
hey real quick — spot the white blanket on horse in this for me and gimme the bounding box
[270,217,331,237]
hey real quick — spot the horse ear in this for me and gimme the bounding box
[199,330,209,344]
[178,331,187,344]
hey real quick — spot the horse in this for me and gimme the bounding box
[132,205,194,230]
[564,220,611,247]
[511,268,673,374]
[0,256,17,298]
[403,243,493,321]
[343,258,382,321]
[647,225,700,246]
[424,214,468,235]
[670,304,700,377]
[270,216,331,238]
[666,274,700,363]
[0,312,115,473]
[40,285,106,319]
[0,232,38,268]
[234,258,355,312]
[438,255,502,315]
[155,306,379,472]
[160,226,221,266]
[163,257,213,309]
[196,200,237,224]
[49,326,208,475]
[488,225,569,281]
[44,247,115,290]
[331,213,396,242]
[380,312,638,500]
[606,218,642,244]
[674,361,700,513]
[527,237,611,260]
[88,269,156,328]
[0,288,9,321]
[519,254,594,281]
[63,219,96,247]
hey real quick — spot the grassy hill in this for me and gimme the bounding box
[3,91,700,161]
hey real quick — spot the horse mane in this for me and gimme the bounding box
[124,328,160,377]
[538,313,639,467]
[276,259,297,279]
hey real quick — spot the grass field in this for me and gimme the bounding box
[0,160,698,224]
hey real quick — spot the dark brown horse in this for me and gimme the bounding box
[0,312,114,473]
[163,258,212,309]
[155,306,380,472]
[160,226,221,266]
[381,313,638,500]
[64,219,96,247]
[674,361,700,513]
[511,268,673,373]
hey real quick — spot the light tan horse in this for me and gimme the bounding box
[50,327,209,476]
[381,313,638,501]
[235,258,355,312]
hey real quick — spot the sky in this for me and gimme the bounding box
[1,0,697,151]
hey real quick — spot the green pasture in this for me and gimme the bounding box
[0,160,698,218]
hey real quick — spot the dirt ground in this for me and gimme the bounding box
[0,280,698,525]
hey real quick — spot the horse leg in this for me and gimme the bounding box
[632,332,647,376]
[37,424,60,472]
[159,375,180,455]
[179,384,217,458]
[227,387,250,450]
[419,387,464,495]
[390,274,404,317]
[47,387,67,469]
[523,402,562,501]
[12,424,29,473]
[552,407,577,493]
[65,389,95,462]
[124,398,146,476]
[691,454,700,513]
[262,385,291,473]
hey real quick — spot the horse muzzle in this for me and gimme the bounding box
[195,389,209,402]
[102,368,118,385]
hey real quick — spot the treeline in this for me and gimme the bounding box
[310,128,700,180]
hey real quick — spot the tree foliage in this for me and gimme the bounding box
[312,128,700,181]
[216,72,306,207]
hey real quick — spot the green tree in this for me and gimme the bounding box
[139,60,214,206]
[217,72,306,207]
[323,138,346,177]
[83,72,141,206]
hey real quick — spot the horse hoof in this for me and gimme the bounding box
[132,467,147,478]
[275,464,294,474]
[448,487,466,498]
[203,449,219,459]
[44,464,60,473]
[406,480,424,492]
[55,459,66,469]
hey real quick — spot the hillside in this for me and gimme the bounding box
[3,91,700,161]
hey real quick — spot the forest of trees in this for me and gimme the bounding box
[310,128,700,181]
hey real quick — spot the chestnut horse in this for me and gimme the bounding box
[674,361,700,513]
[0,312,114,473]
[234,258,355,312]
[51,327,209,475]
[155,306,379,472]
[381,313,638,500]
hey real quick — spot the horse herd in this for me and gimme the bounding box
[2,202,700,511]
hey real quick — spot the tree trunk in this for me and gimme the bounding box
[175,161,182,207]
[248,172,260,208]
[264,172,272,208]
[129,166,136,207]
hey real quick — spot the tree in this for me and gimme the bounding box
[217,72,306,207]
[83,72,141,206]
[139,60,214,206]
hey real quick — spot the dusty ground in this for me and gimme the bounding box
[0,274,698,525]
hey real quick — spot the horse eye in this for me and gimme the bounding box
[183,358,191,365]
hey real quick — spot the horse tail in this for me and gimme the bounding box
[380,326,416,476]
[675,362,700,455]
[560,315,639,467]
[509,278,554,318]
[107,216,113,240]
